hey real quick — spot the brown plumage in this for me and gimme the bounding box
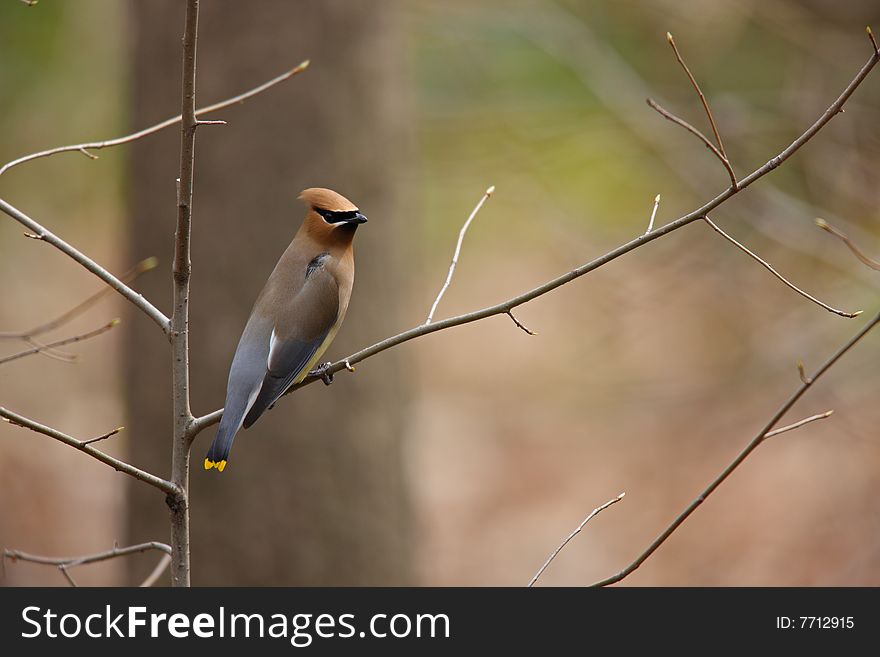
[205,188,367,472]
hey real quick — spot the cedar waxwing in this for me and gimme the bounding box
[205,188,367,472]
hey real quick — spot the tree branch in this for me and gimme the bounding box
[646,98,737,189]
[645,193,660,235]
[0,256,157,341]
[591,310,880,587]
[189,46,879,435]
[0,198,171,334]
[528,492,625,587]
[425,185,494,324]
[666,32,730,162]
[703,216,861,318]
[3,542,172,587]
[81,425,125,446]
[763,410,833,439]
[16,336,79,363]
[167,0,200,589]
[816,218,880,271]
[0,318,120,366]
[0,61,309,177]
[506,310,537,336]
[0,407,178,497]
[139,554,172,587]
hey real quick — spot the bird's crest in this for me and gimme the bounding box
[299,188,358,213]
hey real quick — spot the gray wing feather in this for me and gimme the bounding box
[242,268,339,428]
[207,313,272,463]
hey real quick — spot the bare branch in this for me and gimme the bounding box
[139,554,172,587]
[0,407,178,497]
[506,310,537,336]
[591,310,880,587]
[0,61,309,177]
[425,185,495,324]
[0,257,157,341]
[529,492,625,587]
[0,319,119,366]
[166,0,200,589]
[81,425,125,446]
[191,42,879,437]
[20,336,78,363]
[58,564,78,586]
[703,216,861,318]
[797,360,812,384]
[763,410,833,439]
[0,199,170,334]
[868,26,879,55]
[666,32,729,161]
[647,98,737,189]
[3,542,172,587]
[815,218,880,271]
[645,194,660,235]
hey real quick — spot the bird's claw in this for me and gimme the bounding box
[310,361,334,386]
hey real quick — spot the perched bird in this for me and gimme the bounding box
[205,188,367,472]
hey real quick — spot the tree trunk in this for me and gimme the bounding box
[125,0,412,585]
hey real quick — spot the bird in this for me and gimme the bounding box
[204,188,368,473]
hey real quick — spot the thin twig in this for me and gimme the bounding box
[667,32,728,160]
[0,319,119,366]
[506,310,537,335]
[140,554,172,587]
[797,360,812,384]
[645,194,660,235]
[763,410,832,439]
[0,407,178,497]
[815,218,880,271]
[3,542,172,587]
[81,426,124,446]
[0,256,157,341]
[591,310,880,586]
[529,492,625,587]
[190,42,880,437]
[0,199,170,334]
[58,565,78,587]
[425,185,495,324]
[0,61,309,177]
[868,26,879,55]
[703,216,861,318]
[21,335,77,362]
[647,98,737,189]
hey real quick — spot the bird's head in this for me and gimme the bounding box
[299,188,367,241]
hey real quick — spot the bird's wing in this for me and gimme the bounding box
[242,266,339,427]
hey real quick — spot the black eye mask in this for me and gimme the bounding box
[314,208,365,224]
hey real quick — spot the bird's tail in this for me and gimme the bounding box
[204,409,246,473]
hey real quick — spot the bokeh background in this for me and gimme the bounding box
[2,0,879,586]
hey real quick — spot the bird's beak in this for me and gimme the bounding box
[347,212,368,224]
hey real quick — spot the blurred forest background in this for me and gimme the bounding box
[1,0,879,586]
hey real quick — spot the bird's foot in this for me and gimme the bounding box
[310,361,335,386]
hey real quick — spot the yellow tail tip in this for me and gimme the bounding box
[204,458,228,472]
